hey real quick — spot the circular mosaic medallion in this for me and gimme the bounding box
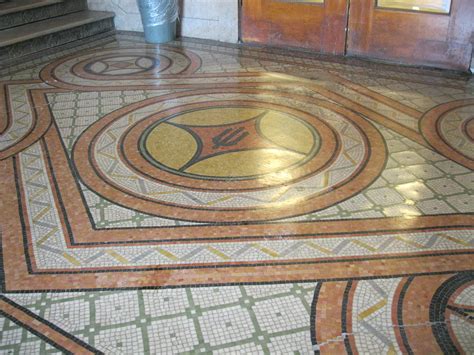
[40,46,202,89]
[121,101,338,191]
[73,90,386,222]
[421,99,474,170]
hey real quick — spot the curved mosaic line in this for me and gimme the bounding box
[420,99,474,170]
[39,46,203,90]
[392,274,468,354]
[72,89,386,222]
[124,101,337,191]
[430,273,474,354]
[310,274,474,354]
[0,82,52,160]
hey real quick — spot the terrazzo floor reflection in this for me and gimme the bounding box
[0,32,473,354]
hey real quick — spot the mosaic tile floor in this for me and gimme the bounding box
[0,32,473,354]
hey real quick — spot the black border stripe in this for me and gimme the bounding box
[22,250,474,275]
[341,280,354,355]
[2,269,472,294]
[430,272,474,353]
[0,227,5,293]
[14,155,34,275]
[310,282,323,354]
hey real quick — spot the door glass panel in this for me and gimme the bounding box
[377,0,451,13]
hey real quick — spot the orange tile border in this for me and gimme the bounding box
[0,296,101,354]
[0,80,46,160]
[328,71,424,119]
[312,281,349,353]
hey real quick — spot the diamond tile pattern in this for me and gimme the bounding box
[0,32,473,354]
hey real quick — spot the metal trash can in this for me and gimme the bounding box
[137,0,178,44]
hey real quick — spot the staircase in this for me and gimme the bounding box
[0,0,114,64]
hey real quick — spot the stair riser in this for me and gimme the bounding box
[0,0,88,30]
[0,17,114,62]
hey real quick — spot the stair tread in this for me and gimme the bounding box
[0,0,63,16]
[0,10,114,47]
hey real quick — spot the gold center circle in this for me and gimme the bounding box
[141,106,321,180]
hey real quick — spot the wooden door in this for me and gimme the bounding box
[346,0,474,71]
[241,0,349,55]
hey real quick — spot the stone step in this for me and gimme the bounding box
[0,0,87,30]
[0,0,62,15]
[0,10,115,62]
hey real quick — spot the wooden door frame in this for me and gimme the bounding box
[347,0,473,71]
[239,0,473,71]
[239,0,350,55]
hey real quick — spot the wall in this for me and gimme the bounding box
[178,0,238,42]
[87,0,239,43]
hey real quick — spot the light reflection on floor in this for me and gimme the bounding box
[0,32,473,354]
